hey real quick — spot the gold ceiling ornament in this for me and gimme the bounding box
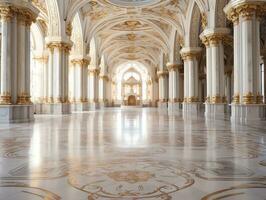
[124,20,141,29]
[127,33,137,41]
[127,54,137,60]
[89,1,98,6]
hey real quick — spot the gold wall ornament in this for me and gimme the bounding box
[243,92,255,104]
[66,23,72,37]
[0,92,12,105]
[205,96,210,103]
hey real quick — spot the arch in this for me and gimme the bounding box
[185,1,202,47]
[45,0,62,36]
[71,12,85,56]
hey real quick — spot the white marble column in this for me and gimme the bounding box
[225,1,266,122]
[201,29,230,118]
[181,47,202,114]
[0,3,38,123]
[0,7,12,105]
[225,70,233,108]
[31,53,48,113]
[99,75,109,108]
[69,57,90,111]
[157,70,168,109]
[88,68,100,110]
[262,51,266,103]
[167,63,183,111]
[43,40,72,114]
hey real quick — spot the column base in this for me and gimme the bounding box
[231,104,266,123]
[42,103,70,114]
[158,102,168,109]
[0,105,34,123]
[168,102,182,111]
[99,101,109,109]
[71,103,89,111]
[205,103,227,119]
[183,102,201,115]
[88,102,99,110]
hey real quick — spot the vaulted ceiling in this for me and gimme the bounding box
[32,0,211,71]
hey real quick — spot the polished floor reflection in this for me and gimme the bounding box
[0,108,266,200]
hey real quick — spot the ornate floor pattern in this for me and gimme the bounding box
[0,108,266,199]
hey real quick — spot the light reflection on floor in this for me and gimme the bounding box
[0,108,266,200]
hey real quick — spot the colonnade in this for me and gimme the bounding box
[0,2,38,122]
[0,0,266,123]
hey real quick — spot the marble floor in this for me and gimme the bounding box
[0,108,266,200]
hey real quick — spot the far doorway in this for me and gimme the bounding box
[128,95,137,106]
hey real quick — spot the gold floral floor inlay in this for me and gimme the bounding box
[0,108,266,199]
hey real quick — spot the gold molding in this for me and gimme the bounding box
[0,92,12,105]
[17,92,32,105]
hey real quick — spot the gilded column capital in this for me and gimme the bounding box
[0,6,14,21]
[157,70,168,78]
[166,63,183,72]
[71,58,91,67]
[225,2,266,23]
[88,68,100,76]
[47,41,72,53]
[33,55,49,63]
[180,50,201,61]
[200,30,231,47]
[99,75,109,81]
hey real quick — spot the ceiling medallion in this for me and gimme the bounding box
[107,0,160,7]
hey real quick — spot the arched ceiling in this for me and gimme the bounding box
[32,0,210,71]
